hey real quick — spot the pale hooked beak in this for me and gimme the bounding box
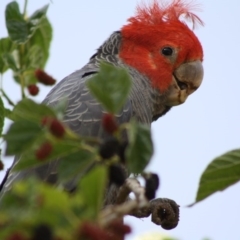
[166,60,204,106]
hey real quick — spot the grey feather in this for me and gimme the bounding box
[0,31,171,203]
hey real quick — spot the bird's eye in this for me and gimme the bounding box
[161,47,173,56]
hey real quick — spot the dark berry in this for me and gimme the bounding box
[145,173,160,200]
[32,224,52,240]
[109,164,126,186]
[99,138,119,159]
[0,160,4,170]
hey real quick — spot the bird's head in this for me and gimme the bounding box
[119,0,204,106]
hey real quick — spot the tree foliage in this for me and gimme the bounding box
[0,1,239,240]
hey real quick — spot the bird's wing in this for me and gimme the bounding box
[1,63,133,194]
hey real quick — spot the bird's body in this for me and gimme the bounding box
[0,0,204,205]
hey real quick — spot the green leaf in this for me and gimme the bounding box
[80,166,107,218]
[0,97,4,136]
[28,5,49,29]
[28,17,52,68]
[4,108,14,121]
[12,99,56,122]
[5,1,29,44]
[24,45,44,69]
[2,52,18,71]
[4,120,43,155]
[58,149,96,182]
[87,62,132,114]
[12,138,84,171]
[195,149,240,203]
[0,37,15,73]
[126,120,153,173]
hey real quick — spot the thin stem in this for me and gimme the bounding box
[19,74,26,99]
[23,0,28,16]
[0,74,2,89]
[19,43,26,99]
[0,89,15,107]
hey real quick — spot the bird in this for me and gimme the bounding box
[0,0,204,206]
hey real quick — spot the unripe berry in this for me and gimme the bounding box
[102,113,118,134]
[79,221,109,240]
[35,69,56,85]
[27,84,39,96]
[41,117,65,138]
[35,142,53,160]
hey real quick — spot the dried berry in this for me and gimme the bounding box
[0,160,4,170]
[118,141,128,164]
[99,138,119,159]
[109,164,126,186]
[102,113,118,134]
[144,173,160,200]
[35,69,56,85]
[41,117,65,138]
[32,224,52,240]
[35,142,53,160]
[27,84,39,96]
[79,221,109,240]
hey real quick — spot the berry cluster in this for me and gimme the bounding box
[35,117,65,161]
[27,69,56,96]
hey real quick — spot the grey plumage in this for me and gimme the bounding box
[0,31,171,203]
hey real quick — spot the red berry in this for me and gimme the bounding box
[0,160,4,170]
[27,84,39,96]
[6,232,26,240]
[102,113,118,134]
[35,142,53,160]
[41,117,65,138]
[79,221,109,240]
[35,69,56,86]
[108,220,132,236]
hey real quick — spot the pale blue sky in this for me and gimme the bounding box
[0,1,240,240]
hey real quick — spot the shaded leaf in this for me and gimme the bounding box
[4,120,43,155]
[4,108,14,121]
[0,178,77,231]
[28,17,52,69]
[80,166,107,218]
[126,120,153,173]
[25,45,44,69]
[12,99,56,122]
[87,62,132,114]
[195,149,240,203]
[58,149,96,182]
[5,1,29,44]
[2,52,18,71]
[13,139,82,171]
[0,97,4,136]
[0,37,15,73]
[28,5,49,32]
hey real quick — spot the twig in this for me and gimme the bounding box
[99,178,149,227]
[0,89,15,106]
